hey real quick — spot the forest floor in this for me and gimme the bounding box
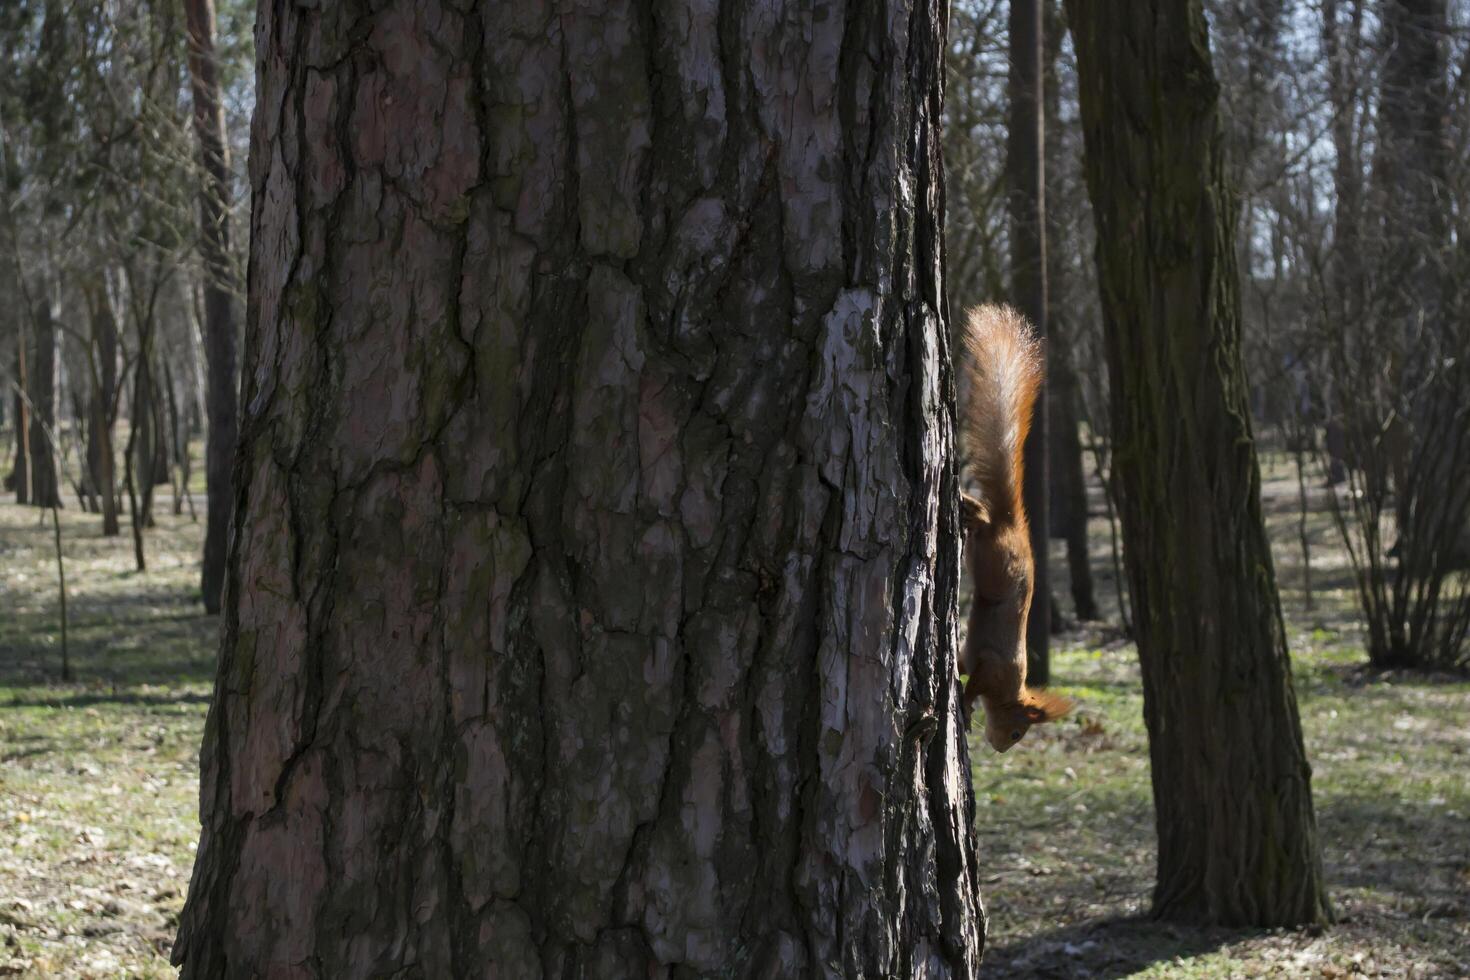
[0,452,1467,977]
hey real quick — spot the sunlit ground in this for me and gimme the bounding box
[1,449,1466,977]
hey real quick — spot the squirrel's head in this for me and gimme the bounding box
[982,692,1073,752]
[960,491,1073,750]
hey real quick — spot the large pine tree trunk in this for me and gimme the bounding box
[1007,0,1051,675]
[28,297,62,509]
[174,3,984,976]
[184,0,240,614]
[1065,0,1330,926]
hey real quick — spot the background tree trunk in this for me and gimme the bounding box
[1323,0,1364,317]
[1048,344,1098,621]
[151,354,171,487]
[1065,0,1331,927]
[1374,0,1449,316]
[1042,0,1097,623]
[1008,0,1052,676]
[9,336,29,502]
[174,3,984,977]
[183,0,240,614]
[86,278,121,536]
[28,296,62,509]
[133,358,158,528]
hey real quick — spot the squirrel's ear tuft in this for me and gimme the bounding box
[960,492,990,532]
[1023,689,1074,723]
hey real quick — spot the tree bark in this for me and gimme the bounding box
[184,0,240,614]
[1007,0,1051,678]
[28,296,62,509]
[1065,0,1330,927]
[174,3,983,977]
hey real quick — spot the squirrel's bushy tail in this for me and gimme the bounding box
[1022,687,1074,721]
[958,304,1043,524]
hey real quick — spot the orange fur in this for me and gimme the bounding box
[956,305,1073,752]
[959,305,1042,524]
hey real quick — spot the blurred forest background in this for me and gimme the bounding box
[0,0,1467,976]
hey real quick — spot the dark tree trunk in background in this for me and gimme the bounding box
[1323,0,1364,311]
[174,3,983,977]
[9,331,29,501]
[1320,0,1365,487]
[150,355,171,488]
[1008,0,1051,677]
[1372,0,1449,538]
[86,279,121,536]
[1042,0,1097,622]
[1375,0,1449,313]
[1353,0,1462,668]
[155,389,171,487]
[184,0,240,614]
[28,297,62,509]
[1048,346,1097,621]
[164,358,192,516]
[134,357,159,528]
[1066,0,1331,927]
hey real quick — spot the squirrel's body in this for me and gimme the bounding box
[957,305,1072,751]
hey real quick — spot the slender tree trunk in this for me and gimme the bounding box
[1374,0,1449,313]
[86,279,121,536]
[1364,0,1454,668]
[1066,0,1330,927]
[71,388,95,511]
[52,504,70,681]
[9,377,28,503]
[123,398,146,573]
[28,296,62,509]
[164,357,194,517]
[184,0,240,614]
[1322,0,1364,320]
[152,359,171,489]
[1050,352,1098,620]
[185,278,209,436]
[134,356,158,528]
[174,3,983,977]
[1042,0,1097,623]
[1008,0,1051,678]
[1294,442,1314,613]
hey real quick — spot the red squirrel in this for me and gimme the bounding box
[957,305,1073,752]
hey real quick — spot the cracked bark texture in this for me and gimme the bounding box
[1066,0,1330,927]
[174,1,984,976]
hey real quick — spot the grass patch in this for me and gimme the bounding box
[977,452,1470,977]
[1,497,213,978]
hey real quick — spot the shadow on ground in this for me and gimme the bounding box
[982,915,1253,979]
